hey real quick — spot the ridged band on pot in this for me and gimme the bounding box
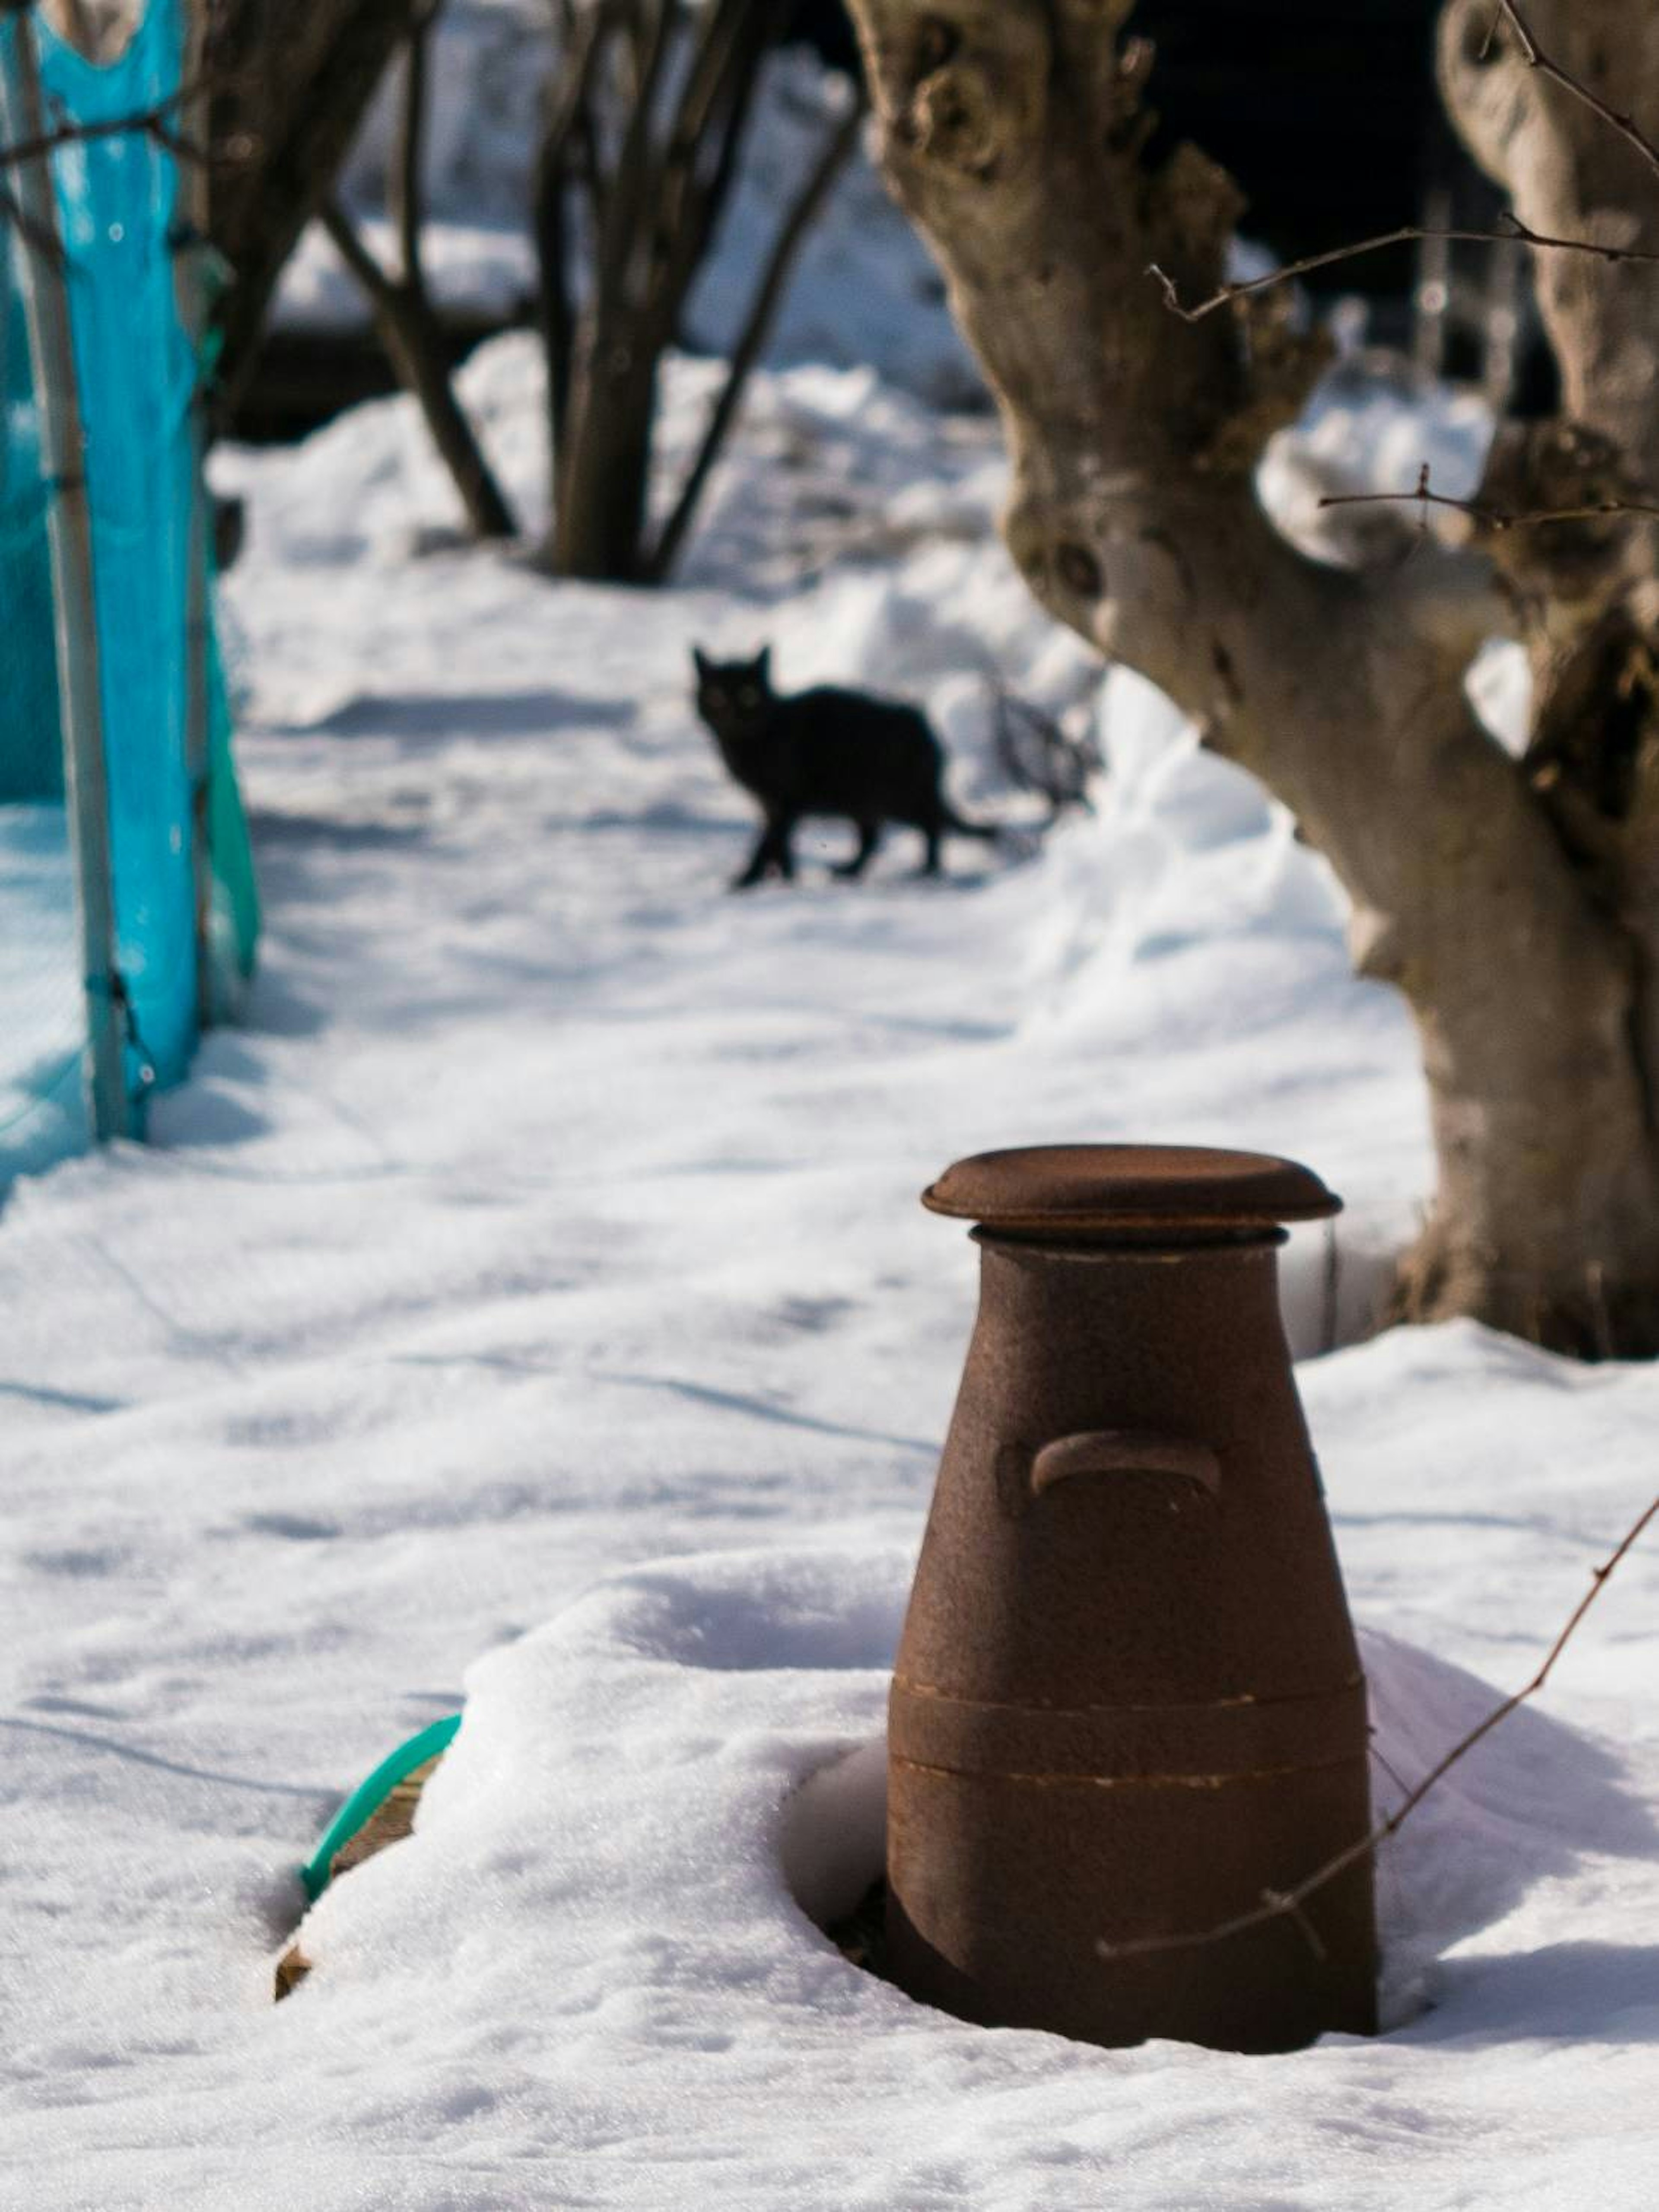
[889,1673,1368,1779]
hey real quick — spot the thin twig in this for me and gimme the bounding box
[1150,213,1659,324]
[0,71,223,170]
[1151,3,1659,326]
[1098,1492,1658,1963]
[1317,461,1659,535]
[1486,0,1659,186]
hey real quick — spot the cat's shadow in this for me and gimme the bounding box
[301,687,637,748]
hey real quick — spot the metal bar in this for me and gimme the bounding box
[1,10,130,1140]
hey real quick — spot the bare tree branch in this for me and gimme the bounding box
[1318,460,1659,535]
[645,83,866,582]
[533,0,622,458]
[590,0,672,318]
[317,2,517,546]
[1152,1,1659,327]
[391,0,439,290]
[208,0,430,421]
[543,0,796,579]
[652,0,759,247]
[0,70,228,172]
[1150,214,1659,325]
[1486,0,1659,185]
[316,191,392,306]
[636,0,769,354]
[320,191,518,542]
[1097,1492,1658,1964]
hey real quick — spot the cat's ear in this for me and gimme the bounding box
[756,645,772,685]
[692,646,711,680]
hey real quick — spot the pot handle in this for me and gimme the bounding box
[1029,1429,1221,1501]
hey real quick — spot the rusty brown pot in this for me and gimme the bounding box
[886,1145,1377,2054]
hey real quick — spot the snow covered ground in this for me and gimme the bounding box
[0,802,87,1178]
[3,338,1656,2209]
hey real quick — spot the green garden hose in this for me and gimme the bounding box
[300,1712,461,1901]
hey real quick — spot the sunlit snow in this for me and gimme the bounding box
[4,311,1656,2207]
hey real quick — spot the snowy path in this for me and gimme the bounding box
[3,351,1656,2209]
[0,802,86,1179]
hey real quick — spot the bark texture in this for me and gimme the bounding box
[844,0,1659,1353]
[206,0,426,419]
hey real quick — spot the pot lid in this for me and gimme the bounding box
[922,1144,1341,1235]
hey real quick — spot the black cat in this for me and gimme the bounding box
[692,646,998,888]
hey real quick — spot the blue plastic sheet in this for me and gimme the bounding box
[0,0,257,1189]
[0,86,82,1174]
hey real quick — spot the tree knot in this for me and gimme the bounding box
[1055,540,1105,598]
[1480,417,1653,609]
[902,56,1005,178]
[889,16,1046,184]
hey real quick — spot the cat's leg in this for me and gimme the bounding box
[832,820,882,879]
[916,822,943,877]
[732,815,785,889]
[732,811,798,889]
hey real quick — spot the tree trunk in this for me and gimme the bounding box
[1433,0,1659,1350]
[550,341,660,582]
[534,0,779,582]
[206,0,426,421]
[842,0,1659,1354]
